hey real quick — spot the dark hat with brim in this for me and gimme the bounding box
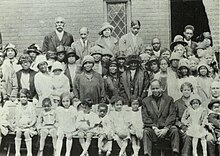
[170,35,188,51]
[26,44,42,55]
[66,47,79,60]
[208,99,220,109]
[126,55,142,65]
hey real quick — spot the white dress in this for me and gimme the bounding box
[125,108,143,139]
[15,102,37,135]
[186,107,208,138]
[55,106,77,133]
[76,111,99,134]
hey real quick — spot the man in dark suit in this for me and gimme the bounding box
[142,79,179,156]
[42,16,74,53]
[119,55,150,105]
[183,25,197,56]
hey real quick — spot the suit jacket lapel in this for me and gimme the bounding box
[122,71,131,98]
[150,98,160,116]
[158,97,166,117]
[61,31,68,45]
[128,32,135,51]
[51,31,59,49]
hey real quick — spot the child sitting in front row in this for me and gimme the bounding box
[181,94,208,156]
[76,98,100,156]
[108,96,129,156]
[208,99,220,145]
[96,103,112,156]
[55,92,77,156]
[37,98,57,156]
[14,88,37,156]
[126,97,143,156]
[0,92,10,147]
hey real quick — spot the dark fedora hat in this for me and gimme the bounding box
[170,35,188,51]
[126,55,142,65]
[208,99,220,110]
[66,47,79,60]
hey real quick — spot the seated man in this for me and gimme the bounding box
[141,79,179,156]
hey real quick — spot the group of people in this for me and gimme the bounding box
[0,16,219,156]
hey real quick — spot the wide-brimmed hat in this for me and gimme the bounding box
[35,55,48,68]
[26,43,41,55]
[56,45,66,54]
[170,35,188,51]
[90,45,103,56]
[51,61,63,72]
[189,94,202,104]
[188,55,199,64]
[196,43,206,50]
[178,58,190,69]
[3,43,17,56]
[17,54,32,65]
[169,52,181,61]
[66,47,79,60]
[99,22,114,35]
[197,61,210,71]
[82,55,95,66]
[126,55,142,65]
[117,53,126,60]
[102,49,113,58]
[208,99,220,110]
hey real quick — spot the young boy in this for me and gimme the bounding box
[96,103,112,156]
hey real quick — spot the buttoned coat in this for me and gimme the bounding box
[42,31,74,53]
[141,94,176,129]
[119,32,144,56]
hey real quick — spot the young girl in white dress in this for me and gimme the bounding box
[37,97,57,156]
[76,98,100,156]
[14,88,37,156]
[126,97,143,156]
[107,96,129,156]
[181,94,208,156]
[55,92,77,156]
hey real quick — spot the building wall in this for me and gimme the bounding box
[0,0,218,53]
[203,0,220,47]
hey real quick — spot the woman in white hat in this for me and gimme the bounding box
[95,22,118,57]
[34,55,53,107]
[73,55,105,104]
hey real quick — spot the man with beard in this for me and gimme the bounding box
[42,17,74,53]
[142,79,179,156]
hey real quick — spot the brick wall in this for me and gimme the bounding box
[203,0,220,47]
[0,0,218,53]
[131,0,170,48]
